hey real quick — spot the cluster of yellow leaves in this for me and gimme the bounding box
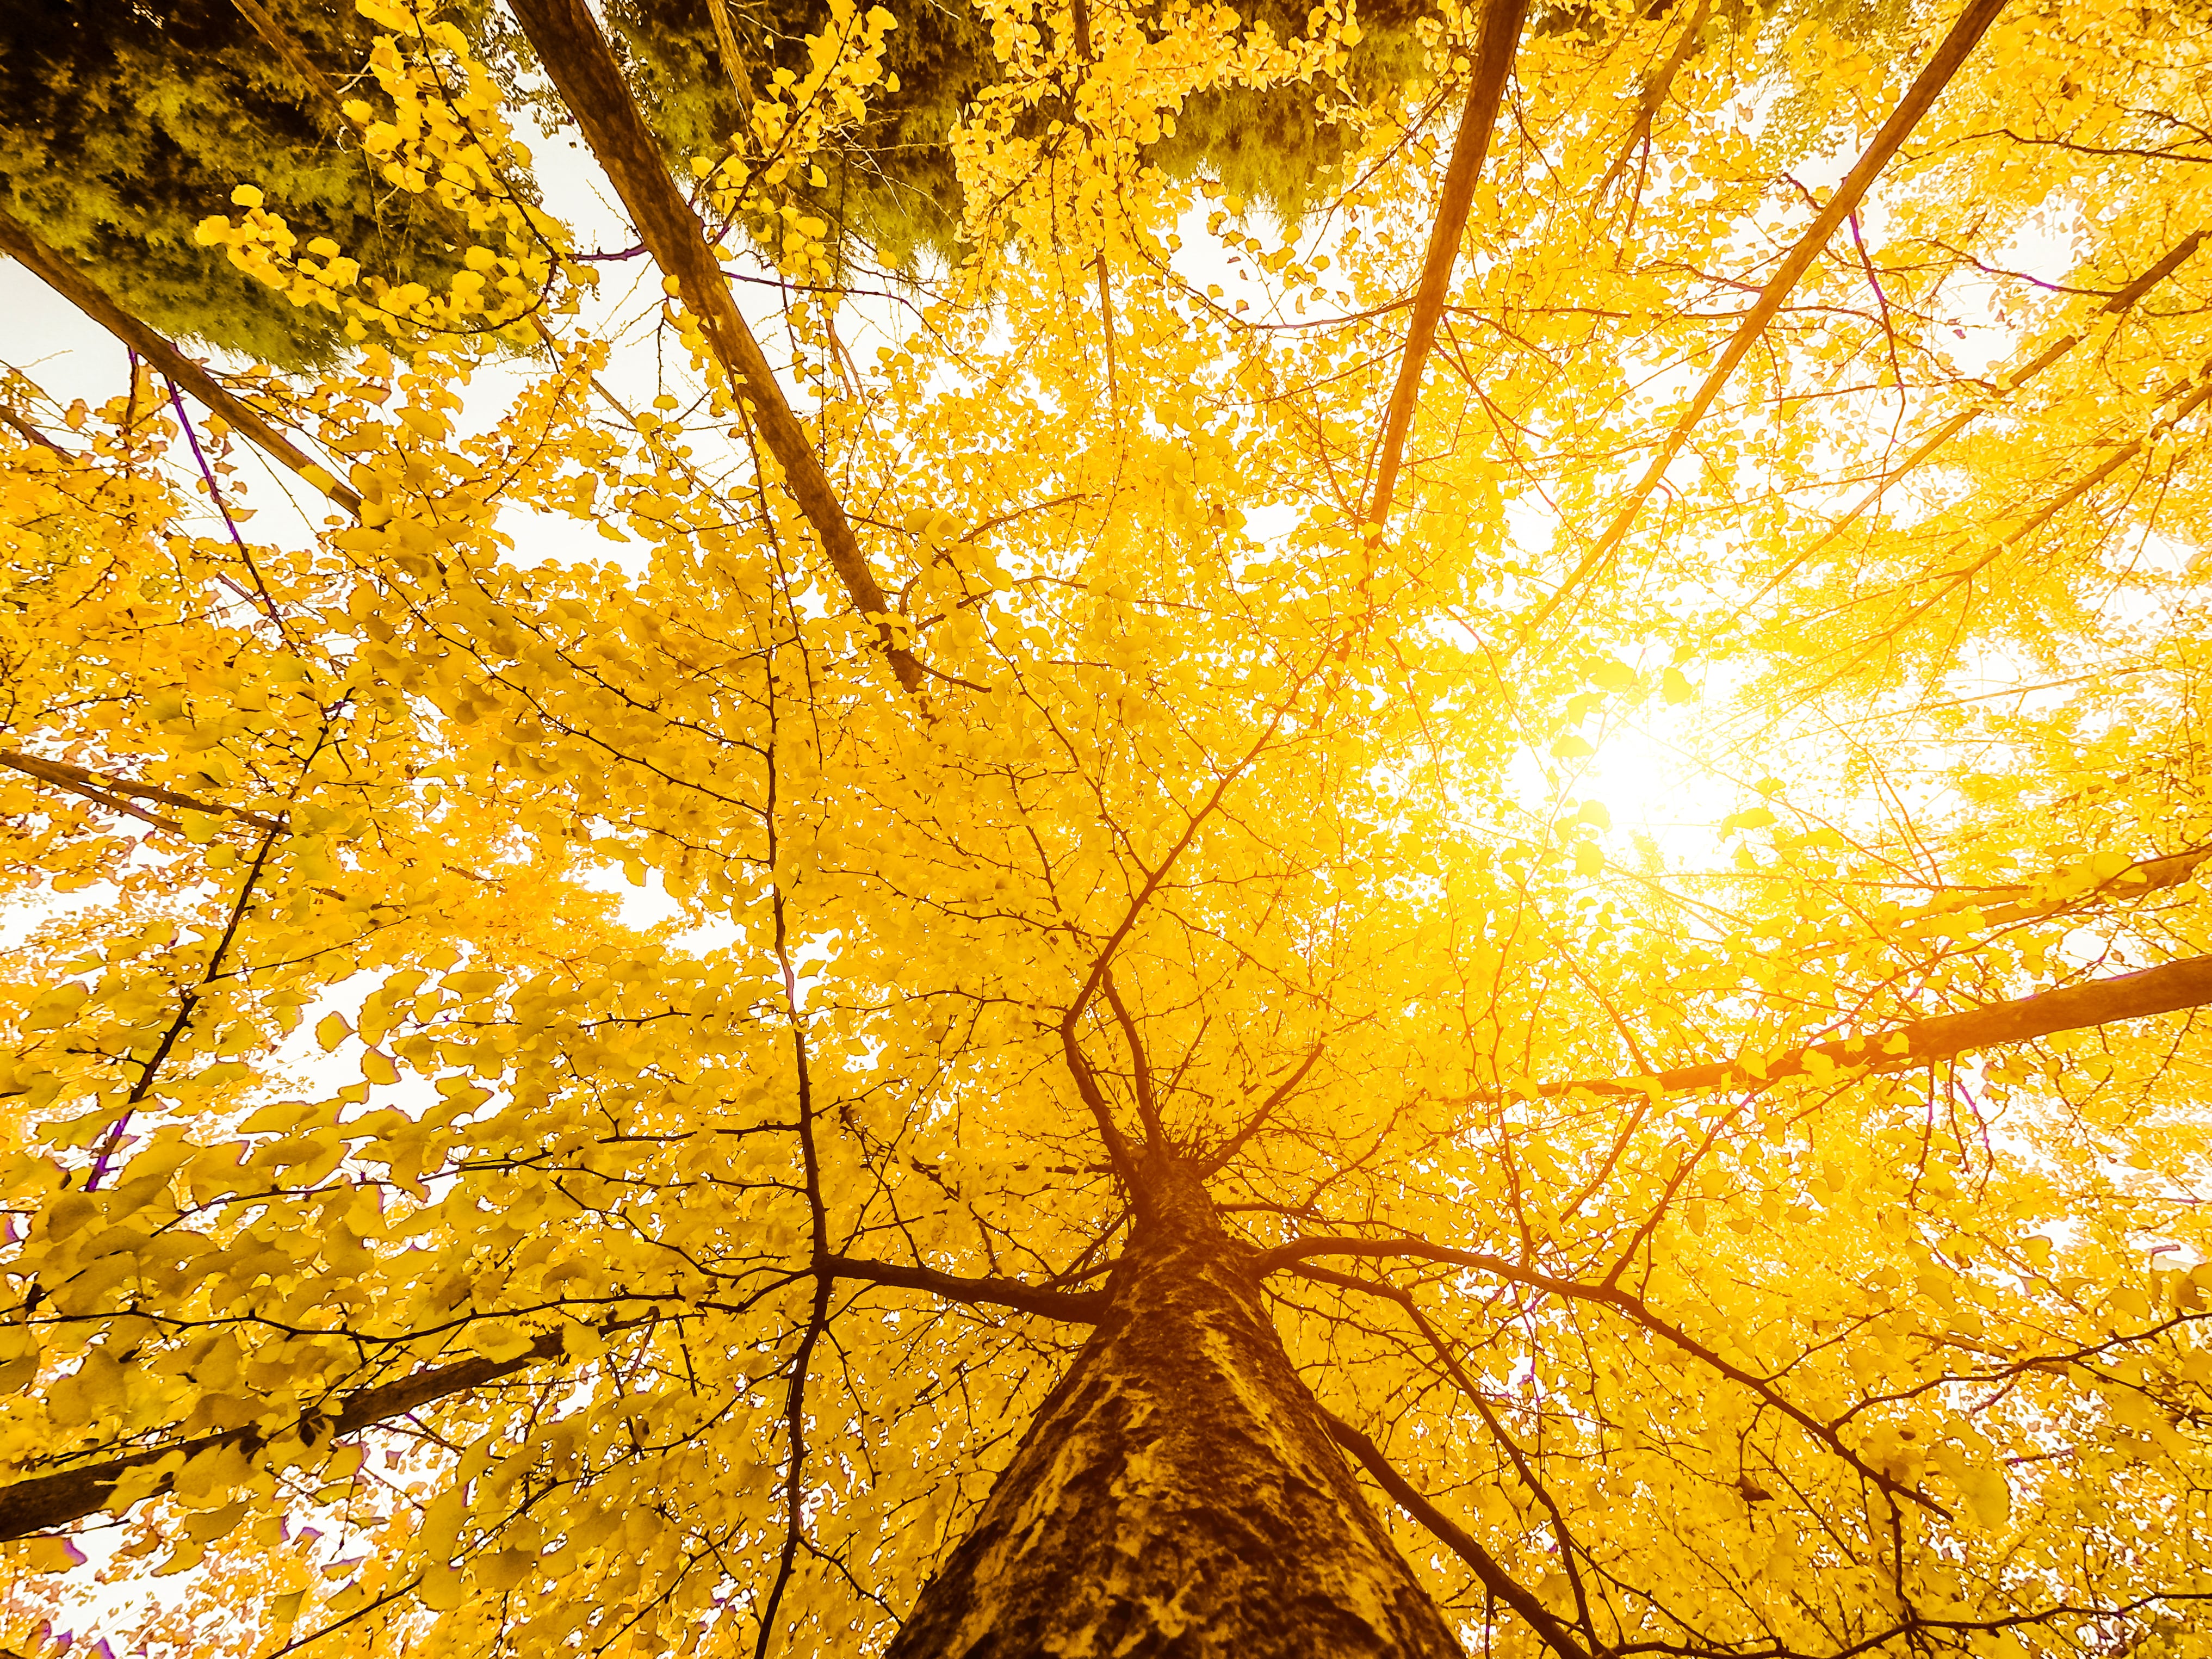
[195,0,568,349]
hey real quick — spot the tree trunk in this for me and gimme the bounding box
[885,1157,1464,1658]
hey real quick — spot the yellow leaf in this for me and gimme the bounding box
[467,1322,536,1361]
[22,1536,86,1573]
[1959,1468,2011,1533]
[476,1548,537,1592]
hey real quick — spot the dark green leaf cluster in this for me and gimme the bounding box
[1,0,486,369]
[600,0,1435,274]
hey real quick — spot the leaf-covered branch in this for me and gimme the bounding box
[0,209,361,516]
[1536,952,2212,1098]
[503,0,922,692]
[0,749,284,837]
[1521,0,2012,641]
[0,1330,576,1544]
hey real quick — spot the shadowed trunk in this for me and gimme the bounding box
[886,1156,1464,1658]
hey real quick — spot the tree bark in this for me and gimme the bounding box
[886,1155,1464,1658]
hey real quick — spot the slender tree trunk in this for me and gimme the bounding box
[886,1157,1464,1657]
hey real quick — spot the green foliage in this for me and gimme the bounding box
[0,0,480,368]
[600,0,1436,273]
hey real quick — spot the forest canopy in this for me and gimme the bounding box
[3,0,1449,363]
[3,0,2212,1655]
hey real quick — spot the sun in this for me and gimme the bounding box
[1500,668,1756,879]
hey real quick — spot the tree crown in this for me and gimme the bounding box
[3,0,2211,1654]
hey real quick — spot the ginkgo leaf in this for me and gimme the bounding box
[22,1537,85,1574]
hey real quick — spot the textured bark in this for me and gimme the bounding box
[887,1157,1464,1658]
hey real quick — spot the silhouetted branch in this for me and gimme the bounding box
[1320,1406,1593,1659]
[825,1255,1110,1323]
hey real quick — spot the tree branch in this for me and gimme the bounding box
[88,822,283,1191]
[1251,1236,1582,1296]
[1194,1039,1327,1176]
[0,209,362,517]
[1595,0,1712,199]
[823,1255,1110,1322]
[703,0,761,106]
[1980,844,2211,926]
[1771,227,2206,587]
[1291,1265,1609,1633]
[1517,0,2011,644]
[1059,1018,1148,1203]
[1262,1243,1943,1514]
[1100,968,1166,1146]
[1,404,71,455]
[1,753,182,836]
[1318,1407,1592,1659]
[0,1329,581,1543]
[502,0,922,693]
[0,750,284,835]
[1366,0,1529,533]
[1535,951,2212,1098]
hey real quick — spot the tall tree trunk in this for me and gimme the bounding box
[885,1157,1464,1657]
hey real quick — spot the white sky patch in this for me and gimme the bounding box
[0,884,104,956]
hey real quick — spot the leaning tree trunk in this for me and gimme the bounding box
[885,1156,1464,1657]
